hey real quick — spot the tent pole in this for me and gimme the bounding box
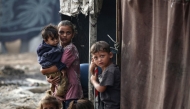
[88,5,97,104]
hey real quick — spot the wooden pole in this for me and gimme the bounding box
[88,0,98,104]
[116,0,121,68]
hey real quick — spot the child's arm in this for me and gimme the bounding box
[91,73,106,93]
[40,67,61,85]
[46,75,60,85]
[40,65,58,75]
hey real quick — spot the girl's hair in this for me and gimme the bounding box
[41,24,59,41]
[37,93,62,109]
[57,20,77,34]
[90,41,110,54]
[68,99,94,109]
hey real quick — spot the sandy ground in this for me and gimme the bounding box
[0,53,50,109]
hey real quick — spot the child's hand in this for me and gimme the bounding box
[46,76,60,85]
[90,73,97,82]
[61,70,66,77]
[90,59,97,75]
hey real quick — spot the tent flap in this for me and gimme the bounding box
[121,0,190,109]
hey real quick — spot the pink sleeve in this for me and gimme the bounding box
[61,48,75,68]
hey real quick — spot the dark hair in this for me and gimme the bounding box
[68,99,94,109]
[37,94,62,109]
[41,24,59,41]
[90,41,110,54]
[57,20,77,34]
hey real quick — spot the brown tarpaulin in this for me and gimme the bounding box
[120,0,190,109]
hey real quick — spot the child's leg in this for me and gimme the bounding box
[50,84,55,93]
[46,73,57,93]
[55,74,68,96]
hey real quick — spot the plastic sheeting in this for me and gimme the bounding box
[120,0,190,109]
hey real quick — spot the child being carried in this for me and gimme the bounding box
[36,24,68,97]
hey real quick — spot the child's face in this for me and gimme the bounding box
[45,37,59,46]
[42,103,56,109]
[92,51,113,71]
[58,25,74,47]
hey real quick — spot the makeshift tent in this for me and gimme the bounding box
[120,0,190,109]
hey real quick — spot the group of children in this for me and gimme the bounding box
[36,20,121,109]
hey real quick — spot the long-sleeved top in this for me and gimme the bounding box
[36,41,66,71]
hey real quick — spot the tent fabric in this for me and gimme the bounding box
[120,0,190,109]
[59,0,82,16]
[59,0,103,16]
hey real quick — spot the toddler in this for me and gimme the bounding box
[37,24,68,97]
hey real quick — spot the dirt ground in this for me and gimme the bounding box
[0,53,50,109]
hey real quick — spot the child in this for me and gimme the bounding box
[37,90,62,109]
[68,99,94,109]
[37,24,68,97]
[40,20,83,109]
[90,41,121,109]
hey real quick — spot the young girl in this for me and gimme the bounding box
[67,99,94,109]
[41,20,83,109]
[37,91,62,109]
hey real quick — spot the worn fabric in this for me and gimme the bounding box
[59,0,80,16]
[59,0,103,16]
[56,43,83,101]
[120,0,190,109]
[99,63,120,109]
